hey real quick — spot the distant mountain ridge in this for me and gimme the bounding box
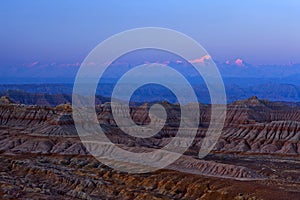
[2,60,300,104]
[1,82,300,104]
[0,90,110,106]
[1,61,300,84]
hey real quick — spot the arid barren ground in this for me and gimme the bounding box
[0,95,299,199]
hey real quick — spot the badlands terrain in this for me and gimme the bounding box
[0,95,299,199]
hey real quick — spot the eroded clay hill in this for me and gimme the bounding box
[0,96,300,199]
[0,96,300,156]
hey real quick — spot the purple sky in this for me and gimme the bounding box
[1,0,300,68]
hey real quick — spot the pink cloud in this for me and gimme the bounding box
[59,62,83,67]
[161,60,170,65]
[27,61,39,67]
[143,60,170,65]
[189,54,211,64]
[235,58,244,67]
